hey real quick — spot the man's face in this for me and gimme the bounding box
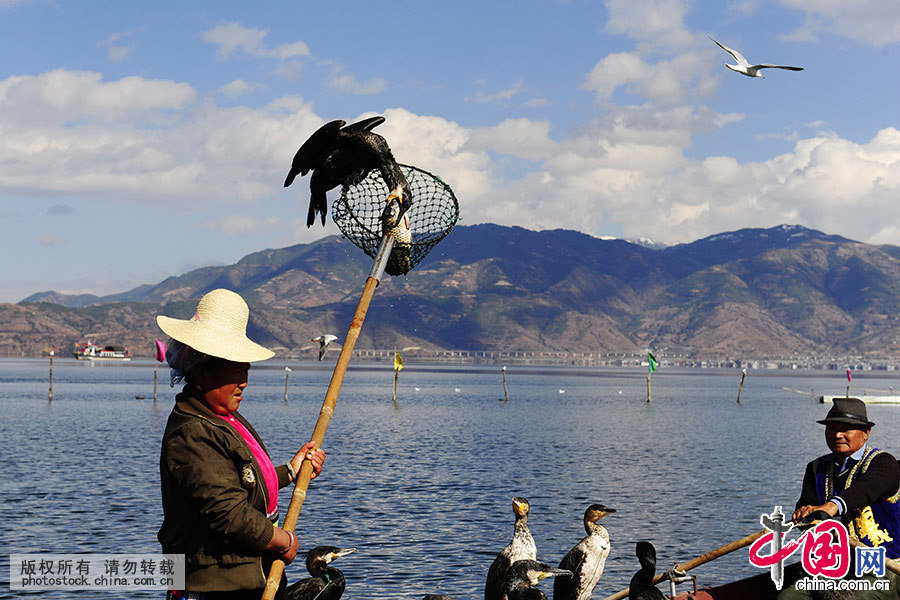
[825,423,870,457]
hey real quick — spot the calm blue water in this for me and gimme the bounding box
[4,358,900,599]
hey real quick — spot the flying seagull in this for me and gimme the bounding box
[284,116,413,227]
[709,36,804,78]
[311,334,339,361]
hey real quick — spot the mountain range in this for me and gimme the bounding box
[5,223,900,359]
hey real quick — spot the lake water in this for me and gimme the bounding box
[4,358,900,599]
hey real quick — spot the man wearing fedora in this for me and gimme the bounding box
[780,397,900,598]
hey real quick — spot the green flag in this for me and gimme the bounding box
[648,352,658,373]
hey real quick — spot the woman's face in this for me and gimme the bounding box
[193,359,251,414]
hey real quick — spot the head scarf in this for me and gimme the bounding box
[165,339,210,387]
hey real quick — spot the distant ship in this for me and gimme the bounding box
[73,342,131,361]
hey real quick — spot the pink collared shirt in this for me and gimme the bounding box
[217,413,279,516]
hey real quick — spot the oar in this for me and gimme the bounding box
[261,235,397,600]
[601,529,766,600]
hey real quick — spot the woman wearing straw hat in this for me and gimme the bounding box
[156,289,325,599]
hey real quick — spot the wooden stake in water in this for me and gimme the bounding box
[48,351,54,402]
[502,366,509,402]
[153,364,158,402]
[646,373,652,403]
[737,368,747,404]
[392,369,399,403]
[284,367,292,402]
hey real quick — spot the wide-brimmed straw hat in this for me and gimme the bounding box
[817,397,874,428]
[156,289,274,363]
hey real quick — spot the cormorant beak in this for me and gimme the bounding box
[331,548,358,560]
[387,184,405,206]
[538,568,573,581]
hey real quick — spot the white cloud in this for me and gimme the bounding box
[218,79,264,98]
[202,21,310,60]
[99,30,138,62]
[468,80,527,105]
[604,0,695,50]
[1,66,899,255]
[197,214,282,234]
[780,0,900,45]
[466,119,556,162]
[0,69,195,123]
[327,73,386,95]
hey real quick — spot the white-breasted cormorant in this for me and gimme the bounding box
[284,116,413,227]
[553,503,617,600]
[284,545,357,600]
[311,334,338,361]
[505,560,572,600]
[627,542,665,600]
[485,497,538,600]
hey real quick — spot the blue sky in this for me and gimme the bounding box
[2,0,899,303]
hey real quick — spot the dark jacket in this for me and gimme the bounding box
[796,449,900,521]
[158,393,292,592]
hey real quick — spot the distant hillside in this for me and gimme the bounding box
[8,224,900,359]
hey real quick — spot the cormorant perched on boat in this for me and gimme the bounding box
[505,560,572,600]
[284,116,413,227]
[554,503,617,600]
[485,497,538,600]
[283,545,357,600]
[627,542,665,600]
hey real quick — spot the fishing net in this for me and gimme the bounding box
[332,164,459,276]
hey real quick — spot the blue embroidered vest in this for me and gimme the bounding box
[813,447,900,559]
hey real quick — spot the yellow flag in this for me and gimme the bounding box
[393,352,404,372]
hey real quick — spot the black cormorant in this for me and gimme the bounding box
[505,560,572,600]
[554,503,617,600]
[628,542,665,600]
[485,497,538,600]
[284,116,412,227]
[284,545,357,600]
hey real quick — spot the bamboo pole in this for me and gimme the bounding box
[601,530,766,600]
[737,368,746,404]
[646,373,651,403]
[262,236,394,600]
[392,368,398,403]
[153,364,158,402]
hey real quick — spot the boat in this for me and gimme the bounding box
[668,565,799,599]
[819,393,900,404]
[73,342,131,361]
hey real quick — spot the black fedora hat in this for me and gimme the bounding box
[817,397,875,428]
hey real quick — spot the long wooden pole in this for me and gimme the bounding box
[601,529,766,600]
[262,236,394,600]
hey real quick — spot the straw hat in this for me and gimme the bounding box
[156,289,274,363]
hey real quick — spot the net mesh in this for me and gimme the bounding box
[332,164,459,275]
